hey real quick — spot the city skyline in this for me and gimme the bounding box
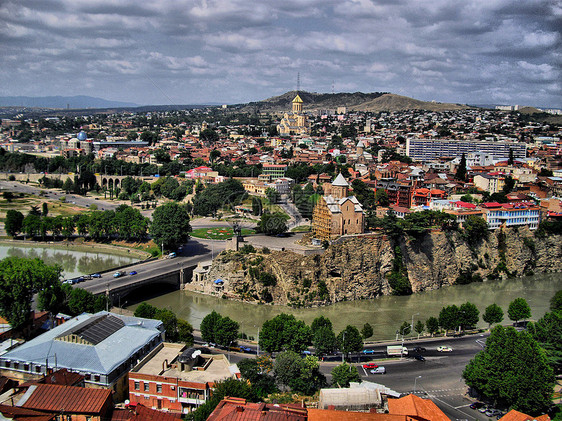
[1,0,560,108]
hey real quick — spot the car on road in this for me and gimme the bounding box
[469,402,485,410]
[168,252,177,259]
[362,349,375,354]
[82,275,92,280]
[479,405,492,413]
[240,346,252,353]
[113,271,125,278]
[370,366,386,374]
[413,346,426,353]
[129,271,137,276]
[91,273,102,278]
[302,350,313,356]
[437,345,453,352]
[413,354,425,361]
[362,363,378,369]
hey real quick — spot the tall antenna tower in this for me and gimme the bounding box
[332,81,335,94]
[296,72,300,93]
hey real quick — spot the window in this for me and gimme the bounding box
[144,383,149,392]
[24,364,29,371]
[85,373,91,380]
[35,366,41,373]
[4,362,9,368]
[94,375,100,382]
[134,381,140,391]
[13,362,19,369]
[157,384,162,393]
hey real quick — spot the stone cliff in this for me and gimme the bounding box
[189,227,562,307]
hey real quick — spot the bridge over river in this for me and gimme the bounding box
[78,238,225,306]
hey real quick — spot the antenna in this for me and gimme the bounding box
[332,81,335,94]
[297,72,300,93]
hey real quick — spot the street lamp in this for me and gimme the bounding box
[414,376,422,394]
[341,331,346,363]
[227,340,234,363]
[254,325,260,356]
[411,312,420,336]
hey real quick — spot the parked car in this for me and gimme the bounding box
[469,402,485,410]
[91,273,102,278]
[486,409,503,417]
[479,405,492,413]
[413,346,426,353]
[363,363,378,369]
[302,350,313,355]
[113,271,125,278]
[129,271,137,276]
[362,349,375,354]
[82,274,92,280]
[437,346,453,352]
[413,354,425,361]
[370,366,386,374]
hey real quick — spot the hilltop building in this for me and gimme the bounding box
[277,94,310,136]
[312,173,365,240]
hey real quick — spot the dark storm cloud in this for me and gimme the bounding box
[0,0,559,107]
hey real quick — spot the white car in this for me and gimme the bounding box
[437,346,453,352]
[370,366,386,374]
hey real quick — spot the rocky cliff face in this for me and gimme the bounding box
[197,228,562,307]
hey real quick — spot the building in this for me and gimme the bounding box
[0,312,164,402]
[480,202,540,230]
[406,138,526,162]
[128,343,239,414]
[262,164,287,180]
[207,397,307,421]
[312,174,365,240]
[473,174,505,194]
[317,381,399,411]
[277,95,310,136]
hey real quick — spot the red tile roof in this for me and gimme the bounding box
[111,404,181,421]
[0,403,55,421]
[18,384,111,414]
[498,409,550,421]
[387,394,449,421]
[207,397,307,421]
[307,409,408,421]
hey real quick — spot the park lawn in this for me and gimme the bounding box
[191,227,256,240]
[0,193,85,220]
[291,225,311,232]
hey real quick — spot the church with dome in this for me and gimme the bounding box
[277,94,310,136]
[312,173,365,241]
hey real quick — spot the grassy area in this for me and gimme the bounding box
[0,192,84,220]
[291,225,311,232]
[191,227,256,240]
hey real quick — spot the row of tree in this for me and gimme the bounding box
[133,302,193,344]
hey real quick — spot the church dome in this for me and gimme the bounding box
[332,173,349,187]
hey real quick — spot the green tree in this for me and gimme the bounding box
[459,302,480,330]
[331,363,361,387]
[265,187,280,204]
[374,188,390,207]
[0,257,61,331]
[199,128,219,143]
[462,215,488,246]
[5,210,24,237]
[529,311,562,374]
[550,289,562,312]
[508,297,531,324]
[414,320,425,339]
[273,351,303,390]
[134,302,158,319]
[361,322,374,340]
[22,214,41,238]
[399,321,411,336]
[177,319,194,345]
[439,305,460,334]
[215,316,239,348]
[251,197,262,216]
[337,325,363,357]
[311,316,333,333]
[67,288,107,315]
[463,326,554,414]
[41,202,48,217]
[483,303,504,329]
[259,313,312,354]
[237,358,277,399]
[150,202,192,251]
[273,351,326,395]
[200,311,223,344]
[312,325,338,356]
[426,316,439,336]
[154,309,178,341]
[456,153,467,182]
[257,211,288,235]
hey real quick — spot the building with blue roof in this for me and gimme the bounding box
[0,311,164,402]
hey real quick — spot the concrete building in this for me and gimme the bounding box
[128,343,239,414]
[406,138,526,162]
[480,202,540,230]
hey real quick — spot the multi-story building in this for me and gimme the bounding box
[406,138,526,162]
[312,174,365,240]
[277,95,310,136]
[375,179,414,209]
[0,312,164,402]
[261,164,287,180]
[128,343,238,415]
[480,202,540,230]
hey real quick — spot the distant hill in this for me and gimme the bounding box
[0,95,138,109]
[237,91,470,113]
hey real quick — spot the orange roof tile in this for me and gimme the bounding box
[19,384,111,414]
[498,409,550,421]
[387,394,449,421]
[307,409,407,421]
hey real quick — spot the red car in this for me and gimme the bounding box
[362,363,378,369]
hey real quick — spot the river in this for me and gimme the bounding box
[128,273,562,341]
[0,243,139,279]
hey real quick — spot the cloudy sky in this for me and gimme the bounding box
[1,0,560,108]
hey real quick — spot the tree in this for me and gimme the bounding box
[374,189,389,207]
[550,289,562,312]
[177,319,194,345]
[259,313,312,354]
[462,215,488,246]
[41,202,48,217]
[528,311,562,374]
[251,197,262,216]
[150,202,192,251]
[399,321,411,336]
[5,210,24,237]
[331,363,361,387]
[200,311,222,344]
[439,305,460,334]
[311,316,332,333]
[456,153,467,182]
[257,211,288,235]
[426,316,439,336]
[337,325,363,356]
[508,297,531,324]
[361,322,373,340]
[265,187,280,204]
[237,358,277,399]
[214,316,239,348]
[502,175,515,194]
[134,302,158,319]
[414,320,424,339]
[0,257,61,331]
[312,325,337,356]
[67,288,107,315]
[273,352,326,395]
[199,128,219,143]
[463,326,554,415]
[483,303,504,329]
[459,302,480,330]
